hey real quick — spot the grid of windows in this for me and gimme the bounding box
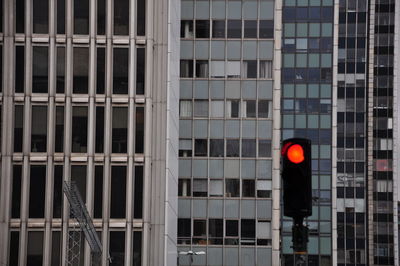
[281,0,333,265]
[179,0,274,265]
[1,0,149,265]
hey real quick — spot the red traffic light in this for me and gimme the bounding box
[287,144,304,164]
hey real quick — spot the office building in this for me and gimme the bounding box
[0,0,179,265]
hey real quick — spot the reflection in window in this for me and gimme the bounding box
[111,166,126,218]
[74,0,89,34]
[31,106,47,152]
[196,20,210,38]
[16,0,25,33]
[133,231,142,266]
[94,166,103,218]
[14,105,24,152]
[97,47,105,94]
[226,179,240,197]
[32,47,48,93]
[53,165,63,218]
[33,0,48,33]
[135,107,144,153]
[212,20,225,38]
[137,0,146,35]
[134,166,143,218]
[72,106,88,152]
[11,165,22,218]
[227,20,241,38]
[56,47,65,93]
[180,60,193,77]
[55,106,64,152]
[114,0,129,35]
[73,47,89,94]
[29,165,46,218]
[136,48,145,94]
[27,232,43,265]
[57,0,65,34]
[15,46,25,93]
[196,60,209,78]
[109,231,125,266]
[112,107,128,153]
[181,20,194,38]
[113,48,129,94]
[97,0,106,35]
[95,106,104,153]
[178,179,191,196]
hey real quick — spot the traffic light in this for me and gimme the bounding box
[281,138,312,219]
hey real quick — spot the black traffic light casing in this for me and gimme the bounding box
[281,138,312,219]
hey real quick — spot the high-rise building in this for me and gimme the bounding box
[0,0,399,266]
[0,0,179,265]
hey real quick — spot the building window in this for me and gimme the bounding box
[15,46,25,93]
[33,0,48,33]
[179,139,192,157]
[53,165,63,218]
[180,60,193,77]
[72,106,88,153]
[194,139,208,156]
[193,179,207,197]
[134,166,144,219]
[32,46,48,93]
[14,105,24,152]
[226,100,240,118]
[71,165,87,202]
[56,47,65,93]
[114,0,129,35]
[178,179,191,197]
[226,179,240,197]
[212,20,225,38]
[244,20,257,38]
[95,106,104,153]
[73,47,89,94]
[257,180,272,198]
[113,48,129,94]
[258,100,271,118]
[178,219,191,244]
[194,100,209,117]
[181,20,194,38]
[242,61,257,78]
[29,165,46,218]
[242,100,256,118]
[227,20,241,38]
[96,47,105,94]
[193,220,207,243]
[196,60,209,78]
[225,220,239,244]
[135,107,145,153]
[260,60,273,79]
[112,107,128,153]
[227,61,241,78]
[9,231,19,265]
[31,106,47,152]
[209,180,223,197]
[109,231,125,265]
[209,219,223,244]
[259,140,272,157]
[11,165,22,218]
[136,48,145,94]
[74,0,89,34]
[97,0,105,35]
[242,180,255,197]
[260,20,274,38]
[93,166,103,218]
[196,20,210,38]
[226,139,240,157]
[180,101,192,117]
[27,232,44,265]
[242,139,256,157]
[210,139,224,157]
[136,0,146,35]
[241,219,256,243]
[110,166,127,218]
[132,231,142,266]
[16,0,25,33]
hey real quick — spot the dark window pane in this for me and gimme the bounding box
[33,0,48,33]
[27,232,43,266]
[72,106,88,152]
[241,219,255,238]
[136,48,145,94]
[55,106,64,152]
[29,45,46,88]
[74,0,89,34]
[95,106,104,153]
[114,0,129,35]
[29,165,46,218]
[227,20,241,38]
[9,232,19,265]
[242,180,255,197]
[196,20,210,38]
[226,220,238,236]
[193,220,207,237]
[135,107,144,153]
[94,166,103,218]
[242,139,256,157]
[56,47,65,93]
[57,0,65,34]
[209,219,223,239]
[113,48,129,94]
[133,231,142,266]
[244,20,257,38]
[210,139,224,157]
[110,166,126,218]
[259,140,271,157]
[259,20,274,38]
[244,61,257,78]
[14,105,23,152]
[96,47,105,94]
[0,46,2,93]
[134,166,143,219]
[181,20,193,38]
[109,231,125,266]
[73,47,88,93]
[180,59,193,78]
[112,107,128,153]
[227,139,239,157]
[137,0,146,35]
[178,219,191,237]
[16,0,25,33]
[31,106,47,152]
[195,139,207,156]
[51,232,61,266]
[212,20,225,38]
[97,0,105,35]
[11,165,22,218]
[226,179,240,197]
[53,165,63,218]
[15,46,25,93]
[71,165,86,203]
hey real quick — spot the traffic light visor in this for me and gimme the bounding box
[287,144,304,164]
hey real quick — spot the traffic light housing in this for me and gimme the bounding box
[281,138,312,219]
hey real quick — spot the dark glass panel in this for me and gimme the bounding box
[16,0,25,33]
[11,165,22,218]
[29,165,46,218]
[15,46,25,93]
[109,231,125,266]
[55,106,64,152]
[53,165,63,218]
[133,231,142,266]
[113,48,129,94]
[135,107,144,153]
[114,0,129,35]
[33,0,48,33]
[136,48,145,94]
[72,106,88,152]
[56,47,65,93]
[137,0,146,35]
[97,0,106,35]
[27,232,43,266]
[14,105,23,152]
[32,47,48,93]
[95,106,104,153]
[9,232,19,265]
[74,0,89,34]
[73,47,88,94]
[71,165,87,203]
[93,166,103,218]
[112,107,128,153]
[110,166,126,218]
[96,47,105,94]
[57,0,65,34]
[134,166,143,219]
[51,232,61,266]
[31,106,47,152]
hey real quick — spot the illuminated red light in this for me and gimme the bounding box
[287,144,304,164]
